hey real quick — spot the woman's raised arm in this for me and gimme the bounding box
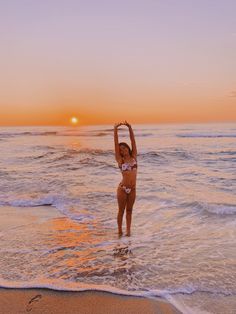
[125,121,137,158]
[114,123,122,162]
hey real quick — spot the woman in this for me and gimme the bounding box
[114,121,137,237]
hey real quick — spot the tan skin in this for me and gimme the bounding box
[114,121,137,237]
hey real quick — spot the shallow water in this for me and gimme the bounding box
[0,124,235,313]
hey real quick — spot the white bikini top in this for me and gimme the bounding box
[119,158,137,172]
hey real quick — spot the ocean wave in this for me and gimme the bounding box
[42,148,194,165]
[0,131,58,138]
[0,129,155,138]
[206,151,236,160]
[214,150,236,155]
[0,195,95,223]
[16,151,56,161]
[0,194,77,212]
[34,145,56,150]
[138,151,161,158]
[158,286,234,297]
[45,128,115,137]
[57,131,110,137]
[182,201,236,215]
[79,148,113,156]
[139,150,193,160]
[0,279,234,297]
[47,148,113,162]
[33,152,56,159]
[204,203,236,215]
[135,133,154,137]
[0,196,56,208]
[0,279,148,296]
[177,134,236,138]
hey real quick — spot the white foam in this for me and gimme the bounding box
[0,194,95,224]
[166,294,211,314]
[183,201,236,215]
[0,194,63,208]
[0,278,198,314]
[0,278,165,298]
[177,133,236,138]
[205,203,236,215]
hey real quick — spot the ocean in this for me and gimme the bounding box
[0,123,235,314]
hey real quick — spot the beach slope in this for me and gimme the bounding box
[0,288,181,314]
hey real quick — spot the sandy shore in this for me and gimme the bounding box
[0,288,181,314]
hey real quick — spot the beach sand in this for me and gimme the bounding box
[0,288,181,314]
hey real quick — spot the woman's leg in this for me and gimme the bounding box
[117,186,127,236]
[126,189,136,236]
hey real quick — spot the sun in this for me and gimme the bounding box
[70,117,78,125]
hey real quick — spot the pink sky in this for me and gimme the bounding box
[0,0,235,125]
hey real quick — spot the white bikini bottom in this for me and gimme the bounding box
[119,183,135,194]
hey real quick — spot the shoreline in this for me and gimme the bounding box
[0,288,182,314]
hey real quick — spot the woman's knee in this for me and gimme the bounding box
[126,207,133,214]
[118,208,125,215]
[126,194,136,210]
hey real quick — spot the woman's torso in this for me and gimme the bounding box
[118,157,137,187]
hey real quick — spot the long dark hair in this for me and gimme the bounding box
[119,142,132,156]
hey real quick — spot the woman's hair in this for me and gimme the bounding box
[119,142,132,156]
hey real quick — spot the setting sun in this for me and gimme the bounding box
[70,117,78,125]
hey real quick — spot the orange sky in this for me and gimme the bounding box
[1,84,235,126]
[0,1,235,126]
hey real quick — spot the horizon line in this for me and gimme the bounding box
[0,121,235,128]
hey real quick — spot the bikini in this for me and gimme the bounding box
[119,158,137,194]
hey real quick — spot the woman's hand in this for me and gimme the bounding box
[115,121,132,128]
[123,120,131,128]
[114,122,122,129]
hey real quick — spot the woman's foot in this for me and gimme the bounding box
[126,231,131,237]
[118,231,123,237]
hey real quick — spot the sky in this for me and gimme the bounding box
[0,0,236,126]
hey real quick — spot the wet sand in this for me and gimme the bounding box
[0,288,181,314]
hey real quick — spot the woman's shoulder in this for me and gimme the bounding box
[116,156,123,165]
